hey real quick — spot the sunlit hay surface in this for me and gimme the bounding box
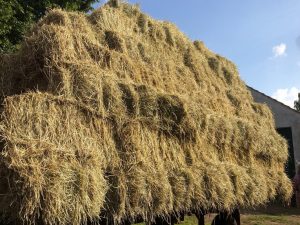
[0,1,292,224]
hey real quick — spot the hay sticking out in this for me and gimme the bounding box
[0,1,292,224]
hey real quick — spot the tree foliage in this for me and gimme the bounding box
[294,93,300,111]
[0,0,32,53]
[0,0,99,53]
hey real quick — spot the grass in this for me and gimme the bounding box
[173,214,300,225]
[135,206,300,225]
[240,205,300,225]
[241,214,299,225]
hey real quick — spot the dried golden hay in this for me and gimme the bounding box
[0,1,292,224]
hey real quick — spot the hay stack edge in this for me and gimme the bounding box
[0,1,293,224]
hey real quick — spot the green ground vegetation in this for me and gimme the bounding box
[135,213,300,225]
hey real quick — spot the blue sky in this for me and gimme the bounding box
[94,1,300,107]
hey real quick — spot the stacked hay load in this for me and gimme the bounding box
[0,1,292,224]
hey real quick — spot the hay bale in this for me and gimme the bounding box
[0,1,292,224]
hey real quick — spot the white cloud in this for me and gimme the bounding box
[272,43,287,58]
[272,87,299,108]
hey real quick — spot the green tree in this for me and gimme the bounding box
[0,0,99,53]
[295,93,300,111]
[0,0,32,53]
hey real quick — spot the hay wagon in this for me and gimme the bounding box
[0,1,292,225]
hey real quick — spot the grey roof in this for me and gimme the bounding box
[247,85,300,115]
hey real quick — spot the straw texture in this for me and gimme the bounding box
[0,1,292,224]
